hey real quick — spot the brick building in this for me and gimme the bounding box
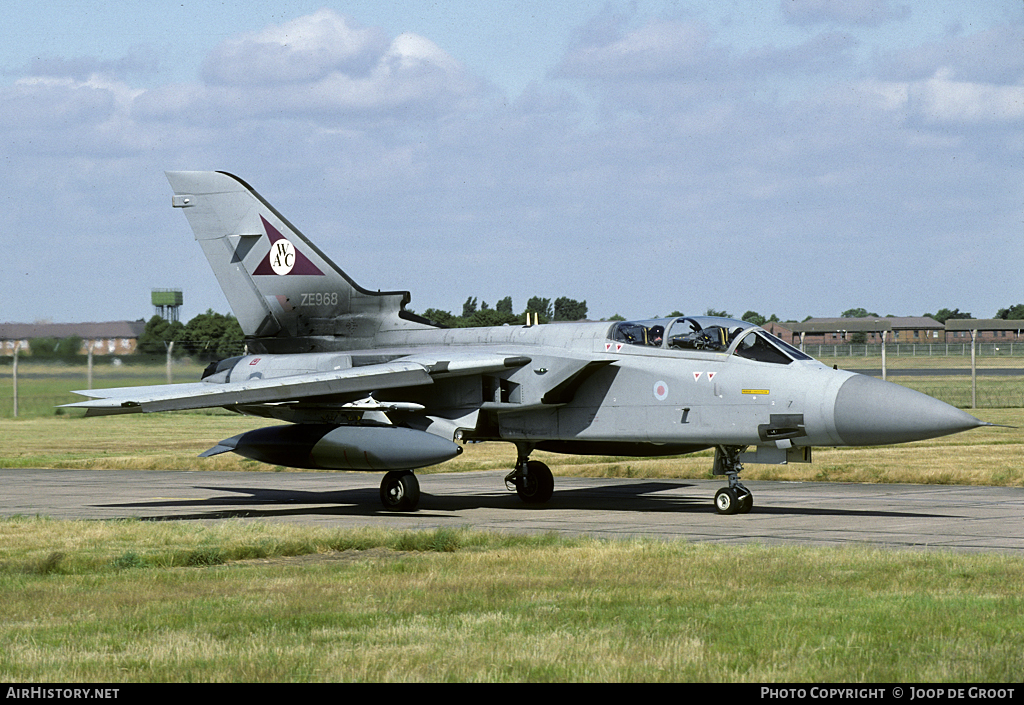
[943,319,1024,344]
[771,317,943,346]
[0,321,147,356]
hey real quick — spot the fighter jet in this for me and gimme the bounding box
[65,171,989,513]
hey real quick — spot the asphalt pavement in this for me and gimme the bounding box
[2,469,1021,553]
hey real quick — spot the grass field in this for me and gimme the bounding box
[1,519,1022,682]
[0,360,209,419]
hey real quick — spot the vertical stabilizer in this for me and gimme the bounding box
[165,171,429,351]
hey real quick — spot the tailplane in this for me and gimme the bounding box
[165,171,433,352]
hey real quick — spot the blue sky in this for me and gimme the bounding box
[2,1,1022,324]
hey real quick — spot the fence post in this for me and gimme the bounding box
[12,345,18,418]
[881,331,887,381]
[971,329,977,409]
[166,341,175,384]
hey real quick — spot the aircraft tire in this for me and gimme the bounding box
[380,471,420,511]
[738,491,753,514]
[714,487,740,515]
[516,461,554,504]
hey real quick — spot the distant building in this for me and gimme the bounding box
[775,317,943,346]
[943,319,1024,344]
[762,320,795,340]
[0,321,147,356]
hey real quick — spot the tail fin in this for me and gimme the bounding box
[165,171,431,351]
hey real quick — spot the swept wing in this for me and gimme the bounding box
[64,353,530,416]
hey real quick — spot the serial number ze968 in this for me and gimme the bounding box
[300,292,339,306]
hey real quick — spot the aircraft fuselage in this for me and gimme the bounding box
[219,317,978,457]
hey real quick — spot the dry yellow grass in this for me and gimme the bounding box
[0,414,279,471]
[1,408,1020,486]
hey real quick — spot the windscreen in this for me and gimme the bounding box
[608,316,809,364]
[732,331,792,364]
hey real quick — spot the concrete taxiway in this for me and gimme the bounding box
[1,469,1021,553]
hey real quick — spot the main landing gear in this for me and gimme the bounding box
[713,445,753,515]
[380,471,420,512]
[378,445,558,512]
[504,445,554,504]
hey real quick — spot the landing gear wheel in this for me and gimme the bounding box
[380,471,420,511]
[714,487,740,515]
[738,490,753,514]
[515,460,554,504]
[714,445,752,515]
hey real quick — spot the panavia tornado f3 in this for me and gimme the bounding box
[66,171,989,513]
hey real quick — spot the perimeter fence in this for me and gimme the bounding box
[804,342,1024,359]
[0,356,213,419]
[812,343,1024,409]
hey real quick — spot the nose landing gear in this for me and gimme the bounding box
[713,445,752,515]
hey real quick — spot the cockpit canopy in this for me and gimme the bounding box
[609,316,812,365]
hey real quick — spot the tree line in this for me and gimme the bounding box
[416,296,588,328]
[136,310,244,360]
[648,305,1024,326]
[134,296,592,360]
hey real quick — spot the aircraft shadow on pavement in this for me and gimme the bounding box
[96,481,950,522]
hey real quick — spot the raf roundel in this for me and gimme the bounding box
[653,380,669,401]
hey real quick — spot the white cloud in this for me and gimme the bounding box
[859,69,1024,125]
[915,70,1024,124]
[22,47,161,83]
[192,9,479,118]
[875,23,1024,85]
[202,9,388,85]
[0,74,150,156]
[781,0,910,27]
[556,18,724,80]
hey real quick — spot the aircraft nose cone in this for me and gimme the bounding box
[833,374,985,446]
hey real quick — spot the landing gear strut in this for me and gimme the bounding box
[504,445,554,504]
[380,470,420,511]
[713,445,753,515]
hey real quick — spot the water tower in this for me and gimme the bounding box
[152,289,183,322]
